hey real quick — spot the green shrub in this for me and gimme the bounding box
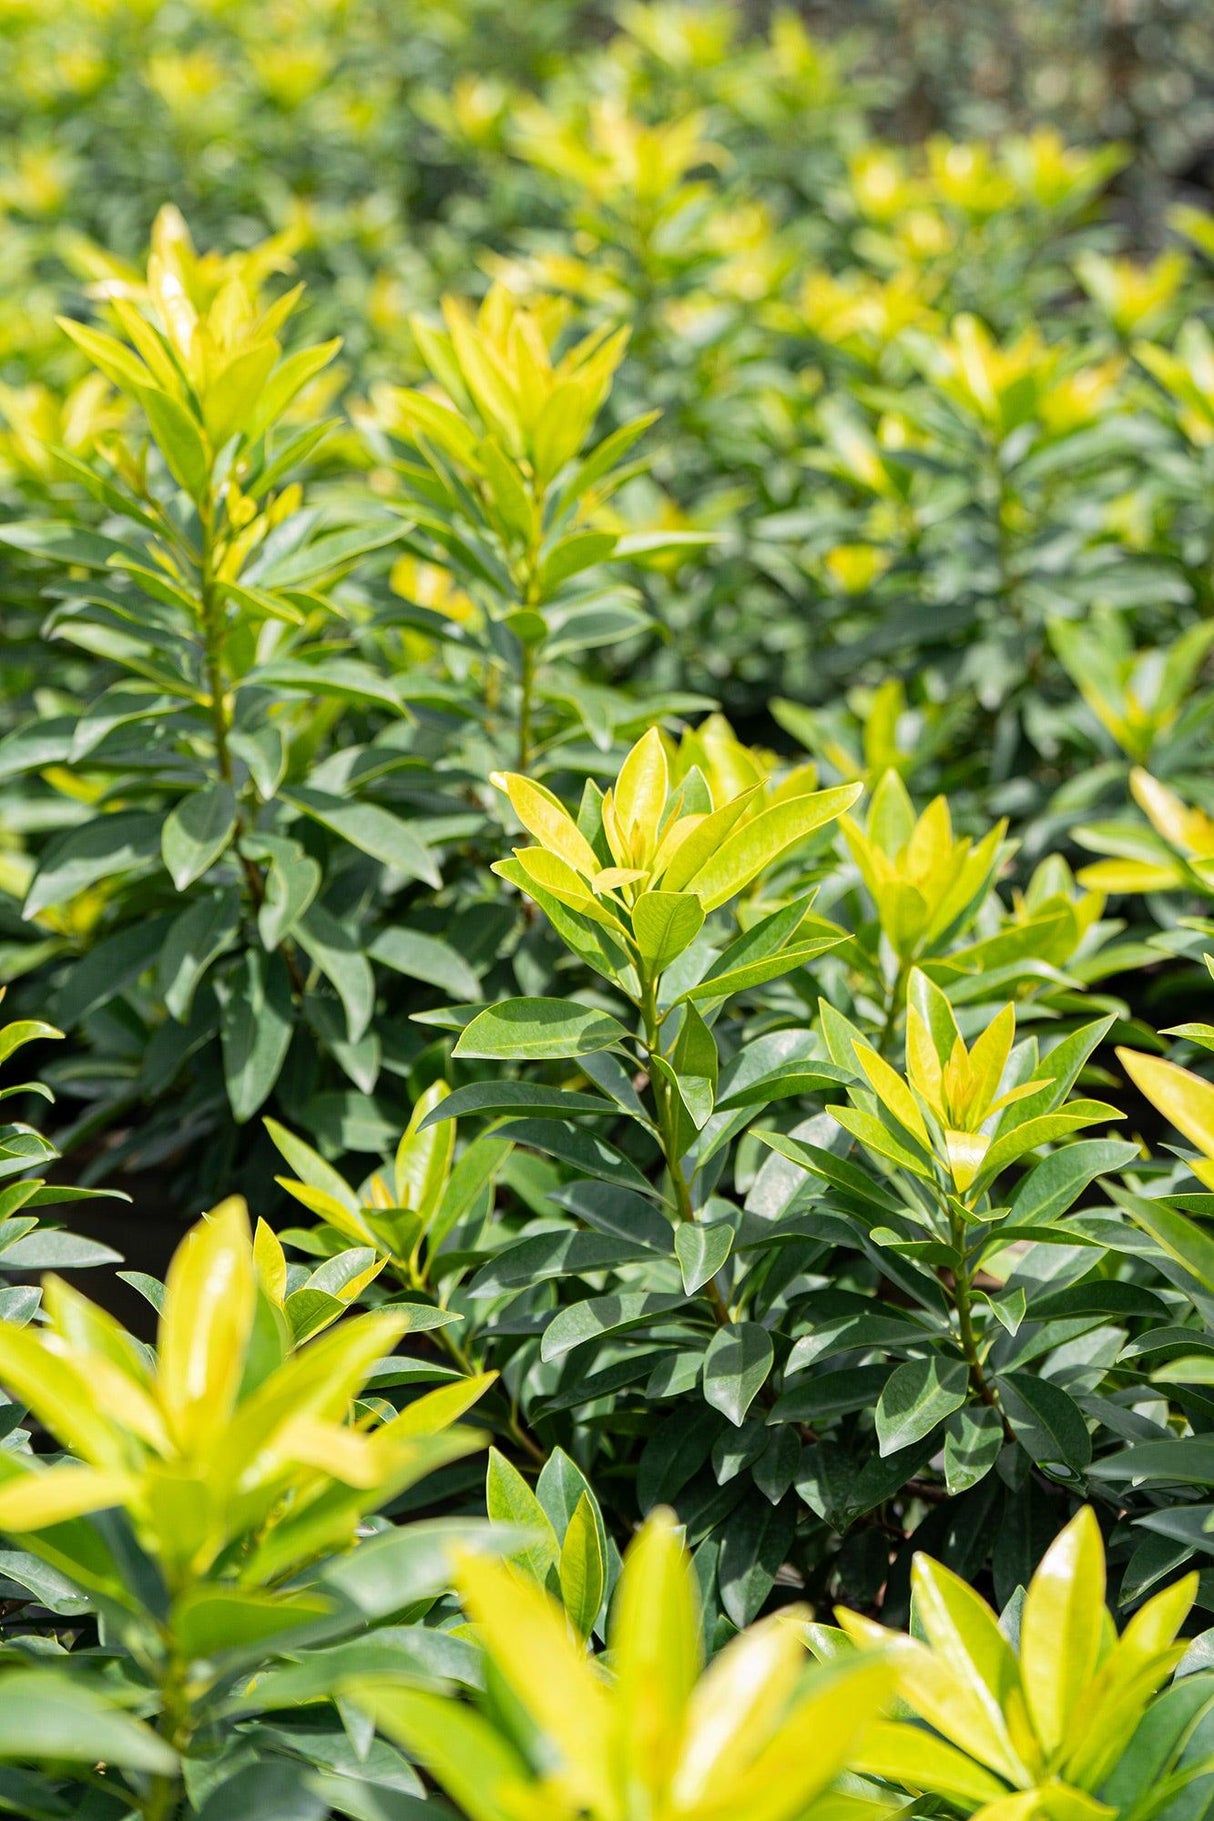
[2,2,1214,1813]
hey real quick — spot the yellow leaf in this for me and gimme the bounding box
[1117,1048,1214,1189]
[613,728,670,852]
[454,1550,614,1812]
[391,1372,496,1435]
[609,1508,701,1805]
[253,1219,288,1304]
[853,1042,932,1148]
[1020,1506,1106,1758]
[0,1465,139,1530]
[851,1720,1011,1806]
[689,1655,895,1821]
[491,772,600,877]
[156,1196,256,1456]
[670,1608,807,1809]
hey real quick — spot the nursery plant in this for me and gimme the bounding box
[2,1,1214,1815]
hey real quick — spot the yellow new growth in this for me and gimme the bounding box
[354,1508,895,1821]
[492,723,859,945]
[838,1507,1197,1819]
[0,1198,489,1587]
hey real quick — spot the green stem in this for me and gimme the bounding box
[877,957,909,1059]
[949,1209,1008,1427]
[517,643,536,772]
[197,500,232,789]
[639,974,731,1327]
[141,1650,192,1821]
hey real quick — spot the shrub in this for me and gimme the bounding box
[2,2,1214,1813]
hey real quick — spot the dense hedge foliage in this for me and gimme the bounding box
[4,1,1214,1815]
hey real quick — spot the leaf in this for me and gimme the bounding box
[998,1370,1091,1474]
[421,1082,616,1126]
[485,1447,559,1584]
[1111,1184,1214,1293]
[943,1405,1004,1494]
[161,782,237,891]
[0,1669,177,1773]
[1020,1507,1105,1756]
[632,890,705,969]
[703,1322,774,1425]
[684,784,862,910]
[258,845,321,948]
[540,1291,690,1362]
[158,1196,255,1455]
[454,998,630,1060]
[560,1492,606,1639]
[287,788,440,887]
[216,950,294,1123]
[136,383,211,498]
[296,903,376,1044]
[1005,1139,1141,1226]
[875,1355,968,1457]
[370,927,482,1002]
[494,1119,655,1194]
[23,812,162,919]
[668,1002,717,1130]
[718,1494,796,1628]
[158,888,241,1022]
[674,1221,733,1293]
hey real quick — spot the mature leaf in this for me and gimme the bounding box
[702,1322,774,1425]
[875,1356,968,1456]
[161,782,238,891]
[454,998,631,1060]
[216,951,294,1122]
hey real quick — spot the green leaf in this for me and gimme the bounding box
[943,1404,1004,1493]
[1088,1438,1214,1487]
[1005,1139,1140,1226]
[257,844,321,948]
[674,1220,733,1294]
[161,782,237,890]
[216,950,294,1123]
[702,1321,773,1425]
[540,1291,690,1362]
[669,1001,718,1133]
[420,1082,616,1126]
[998,1370,1091,1473]
[370,927,482,1002]
[287,788,440,887]
[559,1491,606,1639]
[158,889,241,1022]
[875,1355,968,1457]
[296,903,375,1044]
[470,1230,655,1294]
[632,891,705,969]
[454,998,631,1061]
[1110,1184,1214,1293]
[136,383,211,498]
[0,1669,177,1773]
[23,812,162,919]
[485,1447,559,1583]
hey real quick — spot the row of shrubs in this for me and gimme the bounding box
[2,0,1214,1813]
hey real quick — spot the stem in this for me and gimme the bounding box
[197,499,233,789]
[198,492,308,996]
[949,1208,1010,1431]
[141,1648,192,1821]
[639,974,731,1327]
[517,643,536,772]
[877,957,909,1060]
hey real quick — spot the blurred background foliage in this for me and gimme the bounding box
[4,0,1214,1209]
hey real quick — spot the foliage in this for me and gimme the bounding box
[0,1198,500,1819]
[2,1,1214,1813]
